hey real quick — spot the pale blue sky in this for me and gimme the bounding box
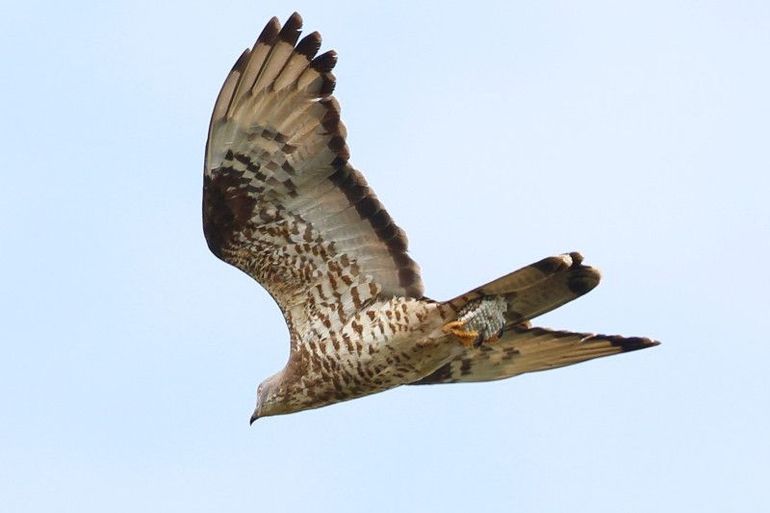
[2,1,769,511]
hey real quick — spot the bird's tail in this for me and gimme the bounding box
[445,252,600,327]
[414,252,659,384]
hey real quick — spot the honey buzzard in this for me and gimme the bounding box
[202,13,658,421]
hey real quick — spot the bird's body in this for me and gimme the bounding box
[203,13,658,420]
[258,296,451,417]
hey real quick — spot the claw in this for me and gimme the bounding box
[443,296,508,348]
[442,320,480,348]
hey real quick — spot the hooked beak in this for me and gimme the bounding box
[249,410,260,425]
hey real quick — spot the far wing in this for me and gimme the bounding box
[412,325,659,384]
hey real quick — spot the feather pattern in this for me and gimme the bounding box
[203,14,659,419]
[412,325,659,384]
[446,252,601,326]
[204,13,423,351]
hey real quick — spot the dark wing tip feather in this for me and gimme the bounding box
[309,51,338,98]
[531,252,587,275]
[328,135,349,159]
[390,250,413,267]
[608,336,661,351]
[354,195,381,218]
[257,17,281,45]
[311,50,338,72]
[318,98,348,165]
[278,12,303,45]
[531,255,571,274]
[567,266,601,295]
[296,31,322,59]
[231,49,251,72]
[369,209,392,232]
[319,74,337,96]
[320,99,341,131]
[376,224,406,247]
[523,327,660,353]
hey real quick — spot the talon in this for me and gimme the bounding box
[442,320,480,348]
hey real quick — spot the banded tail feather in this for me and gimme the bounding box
[446,252,601,328]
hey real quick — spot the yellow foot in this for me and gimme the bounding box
[442,320,480,348]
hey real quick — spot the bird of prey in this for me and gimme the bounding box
[202,13,658,421]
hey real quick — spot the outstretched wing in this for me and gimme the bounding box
[412,325,660,384]
[203,13,423,345]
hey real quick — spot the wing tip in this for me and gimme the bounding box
[257,17,282,46]
[566,266,601,295]
[278,11,303,45]
[553,327,661,352]
[296,31,322,59]
[231,48,251,72]
[604,335,661,352]
[311,50,338,72]
[531,254,572,274]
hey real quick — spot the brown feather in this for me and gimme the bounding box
[204,14,424,352]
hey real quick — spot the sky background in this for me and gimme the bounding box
[2,1,769,511]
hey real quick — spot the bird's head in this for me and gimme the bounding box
[250,372,287,423]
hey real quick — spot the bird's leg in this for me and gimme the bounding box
[442,320,481,348]
[442,296,508,348]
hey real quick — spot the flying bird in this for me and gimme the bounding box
[202,13,659,421]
